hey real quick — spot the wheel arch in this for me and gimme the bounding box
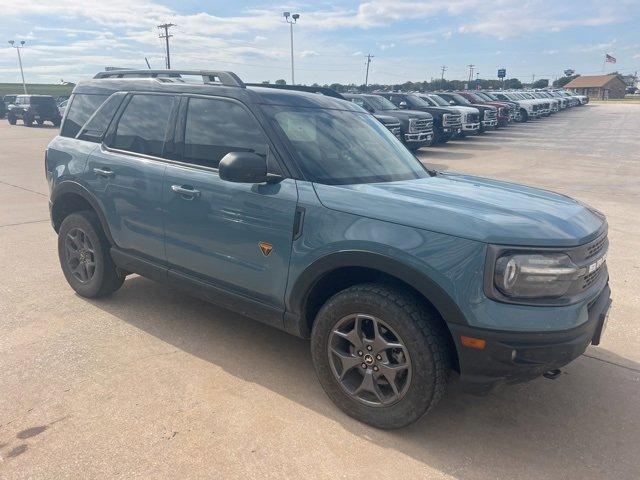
[51,181,115,245]
[285,251,466,369]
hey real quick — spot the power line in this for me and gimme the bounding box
[157,23,176,69]
[467,64,475,85]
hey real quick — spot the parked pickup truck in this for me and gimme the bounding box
[436,92,497,132]
[47,69,612,429]
[343,93,433,151]
[418,93,480,136]
[373,92,462,144]
[457,91,511,127]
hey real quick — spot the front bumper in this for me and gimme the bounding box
[462,123,480,132]
[450,283,612,395]
[481,120,497,127]
[404,132,433,144]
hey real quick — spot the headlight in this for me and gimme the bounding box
[494,253,580,299]
[408,118,418,133]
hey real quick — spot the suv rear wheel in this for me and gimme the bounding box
[23,112,33,127]
[7,112,17,125]
[57,211,125,298]
[311,283,450,429]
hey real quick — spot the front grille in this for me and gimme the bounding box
[585,236,607,260]
[498,107,507,116]
[484,110,497,120]
[443,113,461,126]
[388,126,401,137]
[413,119,432,133]
[466,113,479,123]
[582,269,602,290]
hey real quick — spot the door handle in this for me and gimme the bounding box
[171,185,201,199]
[93,167,114,178]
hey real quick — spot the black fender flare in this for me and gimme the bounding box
[284,250,468,338]
[50,180,115,245]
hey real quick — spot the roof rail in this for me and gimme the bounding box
[93,70,245,88]
[245,83,344,99]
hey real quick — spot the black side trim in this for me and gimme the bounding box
[285,251,468,338]
[293,206,305,240]
[50,180,115,245]
[110,247,286,332]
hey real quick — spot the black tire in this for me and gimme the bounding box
[311,283,450,429]
[58,210,125,298]
[7,113,17,125]
[23,112,33,127]
[36,119,44,126]
[519,109,529,122]
[53,117,61,127]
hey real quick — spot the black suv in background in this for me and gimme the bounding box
[7,95,62,127]
[343,93,433,151]
[373,92,462,144]
[435,92,497,133]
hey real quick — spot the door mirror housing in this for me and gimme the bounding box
[398,101,408,109]
[219,152,268,184]
[449,100,456,106]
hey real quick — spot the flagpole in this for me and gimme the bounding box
[602,54,606,73]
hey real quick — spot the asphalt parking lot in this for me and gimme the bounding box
[1,103,639,479]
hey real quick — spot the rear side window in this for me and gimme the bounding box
[77,93,125,143]
[112,94,174,157]
[61,94,109,138]
[182,97,267,168]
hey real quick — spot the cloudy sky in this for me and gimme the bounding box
[0,0,638,85]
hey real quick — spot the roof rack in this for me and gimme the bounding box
[245,83,344,99]
[93,70,245,88]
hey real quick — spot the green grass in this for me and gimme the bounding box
[0,83,75,98]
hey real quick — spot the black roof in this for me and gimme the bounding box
[73,73,362,112]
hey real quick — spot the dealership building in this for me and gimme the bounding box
[564,74,627,99]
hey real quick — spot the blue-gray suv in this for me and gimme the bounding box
[46,70,611,429]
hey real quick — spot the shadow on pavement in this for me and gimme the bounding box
[91,276,640,479]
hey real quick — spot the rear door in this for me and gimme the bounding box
[162,95,298,318]
[85,93,177,262]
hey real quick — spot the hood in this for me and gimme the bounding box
[408,105,453,117]
[450,105,480,115]
[374,113,400,126]
[313,173,605,247]
[378,109,432,121]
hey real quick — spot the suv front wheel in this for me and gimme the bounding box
[57,211,125,298]
[311,283,450,429]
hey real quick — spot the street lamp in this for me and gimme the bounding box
[8,40,27,94]
[283,11,300,85]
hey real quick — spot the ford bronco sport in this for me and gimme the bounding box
[47,70,611,429]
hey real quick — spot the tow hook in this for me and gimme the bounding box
[543,369,562,380]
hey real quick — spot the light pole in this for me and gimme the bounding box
[283,12,300,85]
[8,40,27,93]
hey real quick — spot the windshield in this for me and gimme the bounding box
[366,95,397,111]
[451,93,471,105]
[427,94,449,107]
[474,92,492,101]
[466,93,484,102]
[267,106,428,185]
[419,96,437,106]
[403,95,431,109]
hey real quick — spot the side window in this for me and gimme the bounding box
[77,93,125,143]
[111,94,174,157]
[61,94,109,138]
[182,97,267,169]
[350,97,365,108]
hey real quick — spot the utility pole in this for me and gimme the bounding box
[440,65,447,86]
[283,12,300,85]
[8,40,27,93]
[467,64,475,89]
[364,54,374,91]
[157,23,176,69]
[531,73,535,85]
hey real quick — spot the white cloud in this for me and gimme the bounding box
[379,43,395,50]
[299,50,319,58]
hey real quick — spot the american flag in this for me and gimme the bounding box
[605,54,616,63]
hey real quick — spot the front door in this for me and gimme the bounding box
[163,96,298,318]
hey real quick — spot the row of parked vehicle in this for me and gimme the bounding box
[1,94,65,127]
[44,69,609,430]
[341,89,588,151]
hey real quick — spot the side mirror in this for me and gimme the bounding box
[219,152,267,184]
[398,101,407,109]
[449,100,455,105]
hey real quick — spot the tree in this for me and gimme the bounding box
[503,78,523,89]
[553,74,579,88]
[261,80,270,84]
[532,79,549,89]
[274,79,286,85]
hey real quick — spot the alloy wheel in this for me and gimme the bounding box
[64,227,96,283]
[327,313,412,407]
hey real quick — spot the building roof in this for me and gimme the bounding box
[564,75,624,88]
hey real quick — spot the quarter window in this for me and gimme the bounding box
[60,94,109,138]
[182,97,267,168]
[112,94,174,157]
